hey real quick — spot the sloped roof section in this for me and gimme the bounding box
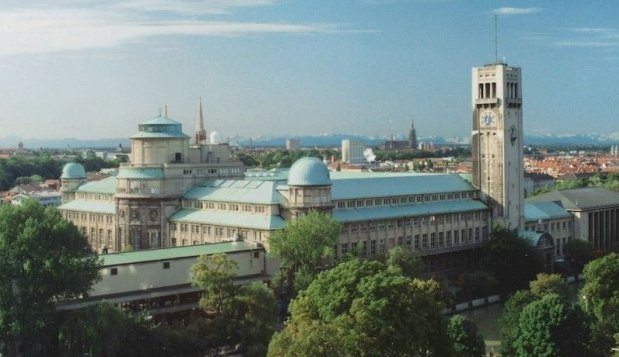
[528,187,619,210]
[183,180,281,204]
[524,201,572,222]
[331,173,476,200]
[76,176,117,194]
[170,209,285,230]
[101,241,258,266]
[333,199,487,223]
[58,199,115,214]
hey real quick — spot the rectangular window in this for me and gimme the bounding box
[163,262,170,269]
[430,233,436,248]
[110,267,118,276]
[370,240,377,255]
[341,243,348,255]
[414,235,420,249]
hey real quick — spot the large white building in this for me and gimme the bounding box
[341,139,366,165]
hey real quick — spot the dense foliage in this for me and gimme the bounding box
[580,253,619,355]
[269,211,341,296]
[236,149,338,169]
[513,294,589,356]
[0,152,125,190]
[268,257,455,356]
[478,227,542,294]
[448,315,486,357]
[0,201,101,355]
[191,253,279,356]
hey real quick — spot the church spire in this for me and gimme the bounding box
[408,119,417,149]
[194,97,207,144]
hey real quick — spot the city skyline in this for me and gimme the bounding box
[0,0,618,140]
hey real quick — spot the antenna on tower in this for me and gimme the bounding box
[494,14,498,64]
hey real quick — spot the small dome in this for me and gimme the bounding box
[210,131,222,144]
[61,163,86,179]
[288,157,331,186]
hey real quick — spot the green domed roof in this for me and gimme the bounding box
[288,157,331,186]
[61,163,86,179]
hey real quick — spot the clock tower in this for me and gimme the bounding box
[472,63,524,229]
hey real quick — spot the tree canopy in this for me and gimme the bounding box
[479,227,542,294]
[268,211,341,295]
[268,258,453,356]
[191,253,279,355]
[448,315,486,357]
[580,253,619,355]
[513,294,589,357]
[0,200,101,354]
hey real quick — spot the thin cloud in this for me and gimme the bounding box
[493,7,541,15]
[552,27,619,48]
[0,4,372,56]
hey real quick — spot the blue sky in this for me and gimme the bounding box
[0,0,617,140]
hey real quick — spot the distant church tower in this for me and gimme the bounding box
[408,120,417,149]
[194,97,207,144]
[472,63,524,229]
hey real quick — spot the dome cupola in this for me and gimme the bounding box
[287,157,331,186]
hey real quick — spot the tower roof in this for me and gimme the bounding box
[287,157,331,186]
[61,162,86,179]
[131,114,189,139]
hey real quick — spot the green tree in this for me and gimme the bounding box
[513,294,589,357]
[447,315,486,357]
[530,273,567,298]
[268,258,452,356]
[191,254,278,355]
[236,283,281,356]
[57,302,129,356]
[580,253,619,355]
[479,227,542,294]
[461,270,498,300]
[384,246,424,278]
[0,201,100,354]
[564,239,593,273]
[500,290,536,356]
[191,253,238,314]
[269,211,341,296]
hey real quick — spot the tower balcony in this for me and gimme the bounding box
[475,97,499,106]
[505,98,522,107]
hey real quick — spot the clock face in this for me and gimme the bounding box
[480,110,496,127]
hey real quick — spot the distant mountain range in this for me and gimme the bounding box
[1,132,618,150]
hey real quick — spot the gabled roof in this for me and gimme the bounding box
[101,241,258,266]
[524,201,571,222]
[58,199,115,214]
[169,209,285,230]
[183,180,281,204]
[528,187,619,210]
[76,176,117,194]
[330,173,476,200]
[333,199,487,223]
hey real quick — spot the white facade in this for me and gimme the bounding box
[342,139,365,165]
[472,64,524,229]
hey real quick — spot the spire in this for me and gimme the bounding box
[194,97,207,144]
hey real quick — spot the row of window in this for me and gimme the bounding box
[524,220,573,232]
[342,212,486,234]
[335,192,475,209]
[76,193,113,201]
[183,200,267,214]
[170,223,265,241]
[64,211,114,223]
[335,226,487,258]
